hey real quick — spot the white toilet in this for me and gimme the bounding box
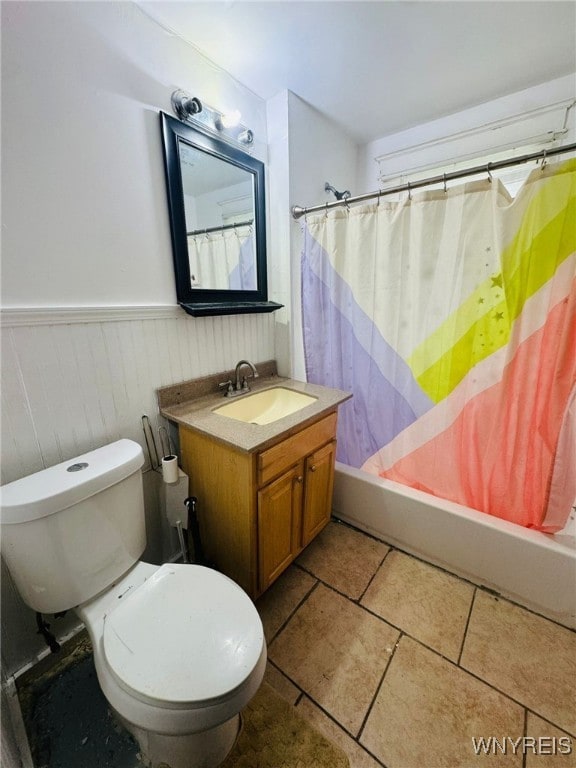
[0,439,266,768]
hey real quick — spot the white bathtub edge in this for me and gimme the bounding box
[333,463,576,629]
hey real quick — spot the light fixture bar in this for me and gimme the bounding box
[170,89,254,146]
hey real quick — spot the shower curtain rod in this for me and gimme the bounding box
[187,219,253,236]
[291,142,576,220]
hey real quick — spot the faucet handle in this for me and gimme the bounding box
[218,380,234,396]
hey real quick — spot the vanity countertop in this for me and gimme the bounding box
[159,374,351,453]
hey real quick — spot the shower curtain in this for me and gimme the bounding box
[187,225,256,290]
[302,159,576,531]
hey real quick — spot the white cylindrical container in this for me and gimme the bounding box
[162,455,179,485]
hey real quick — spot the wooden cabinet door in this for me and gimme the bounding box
[257,463,303,592]
[301,441,336,547]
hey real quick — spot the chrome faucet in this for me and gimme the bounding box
[218,360,259,398]
[234,360,259,392]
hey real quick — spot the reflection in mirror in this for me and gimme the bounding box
[179,141,257,291]
[161,112,282,317]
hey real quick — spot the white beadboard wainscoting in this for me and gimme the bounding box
[1,306,275,484]
[0,305,275,676]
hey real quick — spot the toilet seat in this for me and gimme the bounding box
[102,563,265,710]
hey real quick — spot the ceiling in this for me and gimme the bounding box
[139,1,576,144]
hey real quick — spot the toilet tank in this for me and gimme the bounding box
[0,439,146,614]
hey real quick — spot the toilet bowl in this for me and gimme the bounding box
[78,561,266,768]
[0,439,266,768]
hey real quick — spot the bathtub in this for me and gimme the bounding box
[332,462,576,629]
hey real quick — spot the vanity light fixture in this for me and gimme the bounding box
[171,89,254,147]
[238,129,254,146]
[171,90,203,120]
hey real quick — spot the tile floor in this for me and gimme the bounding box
[256,519,576,768]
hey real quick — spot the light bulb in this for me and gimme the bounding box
[220,109,242,129]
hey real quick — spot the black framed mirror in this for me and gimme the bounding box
[161,112,283,317]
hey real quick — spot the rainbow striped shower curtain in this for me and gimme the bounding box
[302,160,576,531]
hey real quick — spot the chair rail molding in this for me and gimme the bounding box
[0,305,184,327]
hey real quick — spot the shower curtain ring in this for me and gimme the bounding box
[541,149,547,170]
[486,162,493,182]
[325,202,329,218]
[443,173,447,193]
[407,181,412,201]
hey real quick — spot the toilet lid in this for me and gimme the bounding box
[102,564,264,707]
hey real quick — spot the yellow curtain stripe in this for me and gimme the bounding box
[410,165,576,403]
[410,161,576,380]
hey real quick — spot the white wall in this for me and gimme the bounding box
[358,75,576,192]
[267,91,358,379]
[1,1,268,307]
[1,1,275,677]
[266,91,292,376]
[266,91,359,379]
[284,93,359,379]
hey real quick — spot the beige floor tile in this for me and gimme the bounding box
[296,521,389,599]
[263,661,301,705]
[269,583,400,736]
[296,696,383,768]
[256,564,316,642]
[460,591,576,736]
[525,714,576,768]
[361,636,524,768]
[361,550,474,661]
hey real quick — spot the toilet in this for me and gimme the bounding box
[0,439,266,768]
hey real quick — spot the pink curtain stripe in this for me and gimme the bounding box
[362,254,576,475]
[381,283,576,530]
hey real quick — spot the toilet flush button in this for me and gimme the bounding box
[67,462,89,472]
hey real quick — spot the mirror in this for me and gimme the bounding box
[161,112,283,317]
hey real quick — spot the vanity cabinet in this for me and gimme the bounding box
[258,439,336,591]
[179,411,337,599]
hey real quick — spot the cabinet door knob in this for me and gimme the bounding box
[309,465,317,472]
[295,475,303,484]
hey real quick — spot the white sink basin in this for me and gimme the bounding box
[213,387,317,425]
